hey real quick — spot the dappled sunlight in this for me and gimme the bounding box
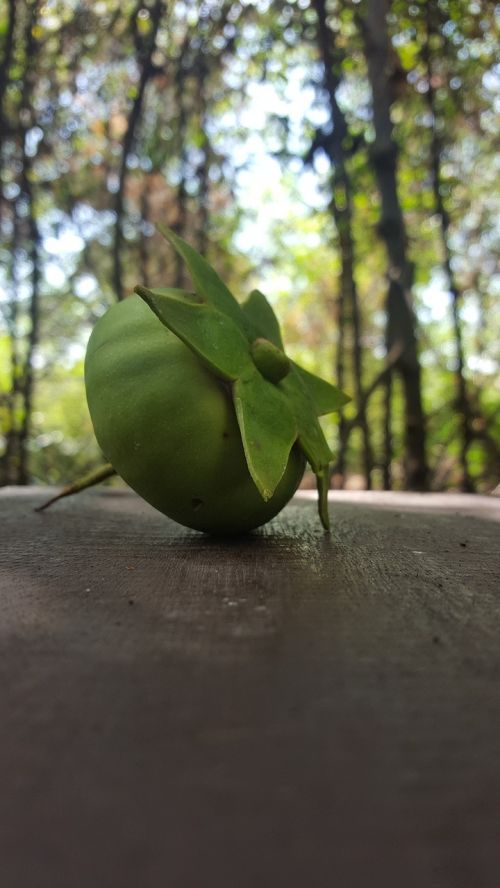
[0,0,498,494]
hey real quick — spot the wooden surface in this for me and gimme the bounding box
[1,487,500,888]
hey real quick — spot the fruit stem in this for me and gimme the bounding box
[316,467,331,532]
[35,463,116,512]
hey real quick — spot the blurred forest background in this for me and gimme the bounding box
[0,0,498,493]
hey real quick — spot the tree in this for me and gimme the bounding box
[0,0,498,491]
[0,0,42,484]
[357,0,428,489]
[311,0,374,488]
[420,0,474,491]
[112,0,164,301]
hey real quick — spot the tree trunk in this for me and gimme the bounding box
[0,0,17,154]
[312,0,373,489]
[422,2,474,492]
[0,0,19,482]
[112,0,163,300]
[334,281,347,486]
[382,368,392,489]
[139,179,151,288]
[15,1,42,484]
[0,0,42,485]
[17,158,41,485]
[358,0,428,489]
[194,53,210,259]
[1,206,21,486]
[173,35,190,288]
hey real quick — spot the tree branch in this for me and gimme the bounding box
[343,342,404,438]
[112,0,164,300]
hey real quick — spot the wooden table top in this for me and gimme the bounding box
[1,487,500,887]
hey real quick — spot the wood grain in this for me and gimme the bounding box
[1,488,500,887]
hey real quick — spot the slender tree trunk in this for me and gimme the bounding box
[382,370,392,489]
[0,0,19,482]
[113,0,163,300]
[15,0,42,484]
[0,0,17,155]
[312,0,373,488]
[1,206,21,485]
[173,36,190,288]
[422,2,474,492]
[358,0,428,489]
[17,157,41,484]
[194,54,210,258]
[350,258,373,488]
[139,179,151,287]
[334,283,347,485]
[0,0,42,485]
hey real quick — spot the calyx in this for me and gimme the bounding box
[135,225,350,530]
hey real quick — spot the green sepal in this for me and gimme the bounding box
[315,466,331,532]
[280,368,333,529]
[233,369,297,501]
[241,289,284,348]
[157,224,250,335]
[146,286,202,304]
[281,370,333,471]
[135,228,347,529]
[292,362,350,416]
[135,285,252,382]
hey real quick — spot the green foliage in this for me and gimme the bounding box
[29,360,102,485]
[0,0,498,493]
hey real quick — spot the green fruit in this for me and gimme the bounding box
[85,295,305,534]
[84,226,350,534]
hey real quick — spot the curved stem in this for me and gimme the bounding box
[35,464,116,512]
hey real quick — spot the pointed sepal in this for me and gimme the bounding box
[146,286,201,303]
[233,369,297,501]
[281,370,333,472]
[241,289,284,348]
[135,285,252,381]
[315,466,331,532]
[292,362,350,416]
[157,224,250,335]
[280,367,333,528]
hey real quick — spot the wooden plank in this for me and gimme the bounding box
[1,488,500,887]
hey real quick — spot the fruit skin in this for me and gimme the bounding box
[85,295,305,534]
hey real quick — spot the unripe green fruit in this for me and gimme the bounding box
[85,295,306,534]
[81,226,349,533]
